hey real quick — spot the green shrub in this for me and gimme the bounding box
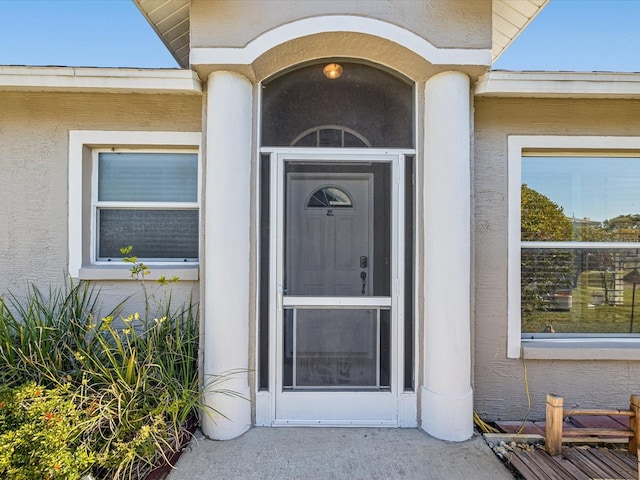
[0,278,204,480]
[0,383,94,480]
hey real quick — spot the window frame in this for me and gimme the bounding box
[92,149,199,264]
[508,135,640,359]
[69,131,201,281]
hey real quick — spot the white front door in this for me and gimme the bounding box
[271,151,407,425]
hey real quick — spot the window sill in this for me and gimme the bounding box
[522,339,640,360]
[77,265,199,281]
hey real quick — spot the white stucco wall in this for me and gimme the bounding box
[473,96,640,420]
[0,91,202,311]
[190,0,492,51]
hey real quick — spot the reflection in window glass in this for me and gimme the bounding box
[307,186,353,208]
[522,157,640,242]
[521,156,640,336]
[522,248,640,335]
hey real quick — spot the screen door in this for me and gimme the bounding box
[273,153,401,424]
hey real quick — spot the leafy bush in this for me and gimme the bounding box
[0,278,203,480]
[0,383,94,479]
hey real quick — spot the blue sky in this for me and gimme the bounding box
[0,0,178,68]
[523,157,640,222]
[494,0,640,72]
[0,0,639,71]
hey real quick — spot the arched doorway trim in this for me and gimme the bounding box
[191,15,491,71]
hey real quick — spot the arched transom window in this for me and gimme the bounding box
[261,61,413,148]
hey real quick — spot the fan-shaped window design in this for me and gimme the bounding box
[307,186,353,208]
[291,125,371,148]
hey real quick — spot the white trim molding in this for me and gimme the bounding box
[191,16,491,68]
[0,66,201,94]
[477,71,640,99]
[508,135,640,359]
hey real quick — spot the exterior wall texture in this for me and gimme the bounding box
[0,91,202,311]
[473,96,640,421]
[190,0,491,51]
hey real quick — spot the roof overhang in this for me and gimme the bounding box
[134,0,549,69]
[476,71,640,99]
[134,0,190,68]
[0,66,202,94]
[492,0,549,62]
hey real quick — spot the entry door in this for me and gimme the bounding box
[286,174,372,297]
[274,155,400,425]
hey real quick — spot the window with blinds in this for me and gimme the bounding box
[93,151,199,262]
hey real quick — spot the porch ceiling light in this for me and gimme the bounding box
[323,63,343,80]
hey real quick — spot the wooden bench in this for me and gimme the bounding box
[545,393,640,457]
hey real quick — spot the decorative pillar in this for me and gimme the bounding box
[202,71,252,440]
[421,71,473,441]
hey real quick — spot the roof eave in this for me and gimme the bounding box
[133,0,190,68]
[476,71,640,99]
[0,66,202,94]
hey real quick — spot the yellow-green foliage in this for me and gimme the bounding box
[0,279,203,480]
[0,383,94,480]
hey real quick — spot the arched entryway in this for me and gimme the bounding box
[256,61,415,425]
[199,18,477,442]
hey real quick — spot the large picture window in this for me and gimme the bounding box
[508,136,640,358]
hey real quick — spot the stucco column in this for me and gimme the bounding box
[201,71,252,440]
[421,71,473,441]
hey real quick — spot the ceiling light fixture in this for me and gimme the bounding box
[323,63,343,80]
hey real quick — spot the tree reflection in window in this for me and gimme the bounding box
[307,186,353,208]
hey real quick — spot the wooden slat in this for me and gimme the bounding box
[579,446,631,479]
[505,445,639,480]
[521,450,576,480]
[562,448,610,478]
[566,408,634,417]
[554,454,592,480]
[505,451,550,480]
[563,428,634,437]
[559,436,628,445]
[592,448,637,479]
[579,447,634,479]
[567,448,617,478]
[612,448,639,469]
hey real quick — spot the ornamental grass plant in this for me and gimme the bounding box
[0,278,210,480]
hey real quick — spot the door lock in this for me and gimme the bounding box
[360,271,367,295]
[359,256,368,268]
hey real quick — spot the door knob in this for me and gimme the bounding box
[360,271,367,295]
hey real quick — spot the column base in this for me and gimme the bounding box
[201,384,251,440]
[421,386,473,442]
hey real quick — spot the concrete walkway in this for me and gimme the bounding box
[167,427,514,480]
